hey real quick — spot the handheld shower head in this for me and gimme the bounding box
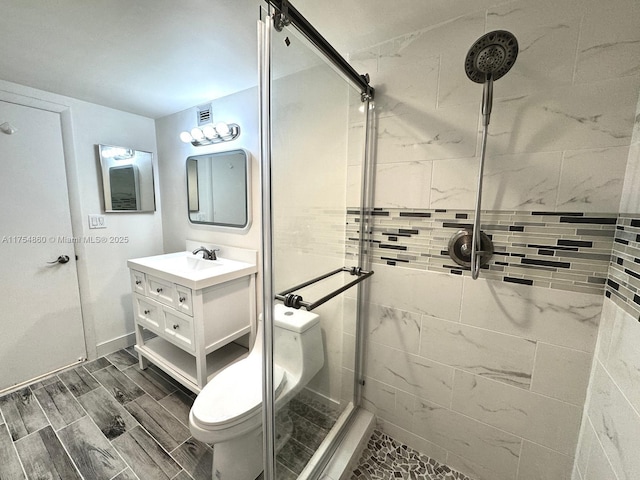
[448,30,518,278]
[465,30,519,83]
[465,30,518,127]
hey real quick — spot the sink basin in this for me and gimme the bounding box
[157,255,223,272]
[127,251,257,290]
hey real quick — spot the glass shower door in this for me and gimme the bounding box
[260,4,372,479]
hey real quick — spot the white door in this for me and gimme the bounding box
[0,100,86,391]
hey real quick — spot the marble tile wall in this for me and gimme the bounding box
[572,298,640,480]
[340,0,640,479]
[347,0,640,216]
[572,67,640,480]
[345,268,599,480]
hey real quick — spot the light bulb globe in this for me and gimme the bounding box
[214,122,231,137]
[180,131,193,143]
[190,127,205,141]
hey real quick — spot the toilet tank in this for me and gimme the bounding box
[273,304,324,386]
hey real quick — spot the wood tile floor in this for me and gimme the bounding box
[0,348,340,480]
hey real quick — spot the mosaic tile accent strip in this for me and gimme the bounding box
[606,214,640,322]
[350,430,473,480]
[346,209,617,295]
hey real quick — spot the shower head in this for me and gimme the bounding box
[465,30,518,83]
[465,30,518,126]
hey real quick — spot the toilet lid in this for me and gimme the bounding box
[192,355,287,427]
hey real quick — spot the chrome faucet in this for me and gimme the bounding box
[192,246,219,260]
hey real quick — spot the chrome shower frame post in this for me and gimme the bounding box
[354,94,375,405]
[258,9,276,480]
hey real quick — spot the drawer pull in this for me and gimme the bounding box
[135,280,142,285]
[156,288,163,293]
[172,324,179,330]
[144,309,150,315]
[179,296,186,303]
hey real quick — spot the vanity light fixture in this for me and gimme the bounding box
[180,121,240,146]
[100,146,135,160]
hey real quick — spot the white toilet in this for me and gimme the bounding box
[189,304,325,480]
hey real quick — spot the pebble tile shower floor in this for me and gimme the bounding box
[350,430,474,480]
[0,348,338,480]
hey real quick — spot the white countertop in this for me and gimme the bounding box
[127,251,257,290]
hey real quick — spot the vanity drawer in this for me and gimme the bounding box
[163,309,195,353]
[175,285,193,316]
[130,270,146,295]
[133,294,162,333]
[146,275,176,307]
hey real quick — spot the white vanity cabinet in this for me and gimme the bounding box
[127,248,257,393]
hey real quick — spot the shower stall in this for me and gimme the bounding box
[259,1,376,478]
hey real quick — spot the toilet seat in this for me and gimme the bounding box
[191,354,287,430]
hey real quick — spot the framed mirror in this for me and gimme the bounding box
[186,149,251,231]
[98,144,156,212]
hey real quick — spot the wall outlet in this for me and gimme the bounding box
[88,214,106,229]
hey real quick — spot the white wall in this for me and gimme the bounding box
[0,79,163,358]
[155,88,261,254]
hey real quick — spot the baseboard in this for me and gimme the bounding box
[95,332,137,358]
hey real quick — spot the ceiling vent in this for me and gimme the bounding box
[197,104,213,126]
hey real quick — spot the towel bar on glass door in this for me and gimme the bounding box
[275,266,374,311]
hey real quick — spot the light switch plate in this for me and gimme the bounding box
[88,214,106,229]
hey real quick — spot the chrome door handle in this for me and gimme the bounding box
[48,255,70,264]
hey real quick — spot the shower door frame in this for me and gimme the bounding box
[259,2,376,479]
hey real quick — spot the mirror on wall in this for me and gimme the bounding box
[98,144,156,212]
[186,149,251,230]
